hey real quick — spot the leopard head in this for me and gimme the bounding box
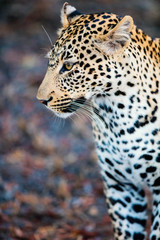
[37,3,133,118]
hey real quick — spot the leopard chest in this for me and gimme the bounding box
[91,95,160,185]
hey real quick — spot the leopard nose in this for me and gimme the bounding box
[38,96,53,105]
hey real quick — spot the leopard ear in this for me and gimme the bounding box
[95,16,133,55]
[61,2,82,27]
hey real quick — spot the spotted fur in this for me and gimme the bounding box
[37,3,160,240]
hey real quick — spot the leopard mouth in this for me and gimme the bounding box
[50,97,86,114]
[62,97,86,113]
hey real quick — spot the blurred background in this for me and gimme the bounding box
[0,0,160,239]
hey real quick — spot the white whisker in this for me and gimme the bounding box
[41,25,53,46]
[70,101,106,131]
[49,99,106,132]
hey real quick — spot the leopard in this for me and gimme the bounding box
[36,3,160,240]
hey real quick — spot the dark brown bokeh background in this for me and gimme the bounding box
[0,0,160,239]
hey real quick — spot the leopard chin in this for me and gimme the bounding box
[52,111,74,119]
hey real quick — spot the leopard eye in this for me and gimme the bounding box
[60,62,73,73]
[64,63,73,71]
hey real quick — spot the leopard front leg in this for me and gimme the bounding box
[150,190,160,240]
[101,171,148,240]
